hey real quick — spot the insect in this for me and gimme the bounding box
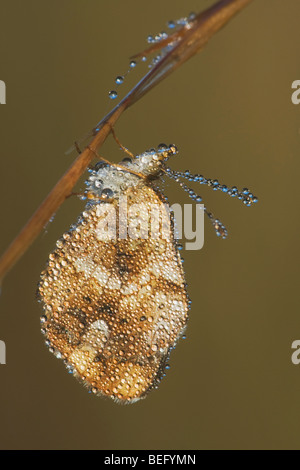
[37,140,257,404]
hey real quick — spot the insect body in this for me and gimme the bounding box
[37,145,189,403]
[37,143,257,403]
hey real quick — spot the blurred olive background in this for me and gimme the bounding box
[0,0,299,450]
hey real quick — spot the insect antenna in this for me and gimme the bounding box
[164,167,258,239]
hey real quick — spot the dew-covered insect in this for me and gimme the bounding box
[37,143,257,403]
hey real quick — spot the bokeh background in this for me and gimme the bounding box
[0,0,300,450]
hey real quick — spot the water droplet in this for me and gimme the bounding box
[94,179,103,189]
[188,12,196,21]
[115,76,124,85]
[152,54,161,65]
[101,188,114,199]
[109,90,118,100]
[129,60,137,68]
[177,17,188,26]
[167,20,176,29]
[122,157,132,163]
[158,143,168,151]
